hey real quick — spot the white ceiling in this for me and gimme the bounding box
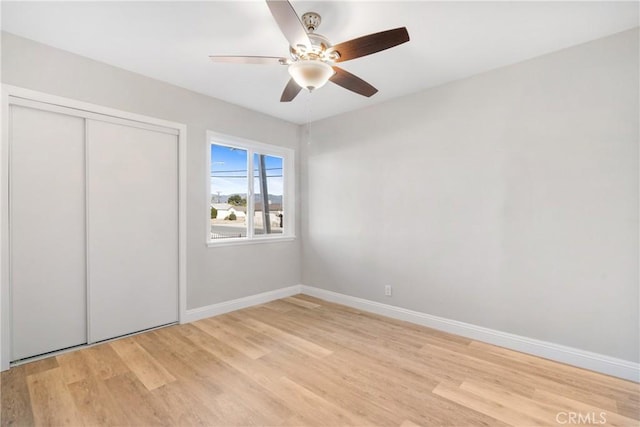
[2,1,638,124]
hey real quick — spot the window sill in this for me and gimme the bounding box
[207,235,296,248]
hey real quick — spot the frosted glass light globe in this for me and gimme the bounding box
[288,60,335,92]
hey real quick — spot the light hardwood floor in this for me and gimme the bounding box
[1,295,639,426]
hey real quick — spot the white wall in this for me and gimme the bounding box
[302,28,639,363]
[1,32,302,309]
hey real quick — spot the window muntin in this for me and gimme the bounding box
[207,133,294,245]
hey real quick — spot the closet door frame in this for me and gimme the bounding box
[0,85,188,371]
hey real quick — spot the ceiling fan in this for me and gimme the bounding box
[209,0,410,102]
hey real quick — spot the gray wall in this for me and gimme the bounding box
[302,28,639,362]
[1,32,302,309]
[4,28,638,363]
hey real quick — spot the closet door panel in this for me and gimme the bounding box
[87,119,178,343]
[10,105,87,360]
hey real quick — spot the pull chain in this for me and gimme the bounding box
[304,92,312,146]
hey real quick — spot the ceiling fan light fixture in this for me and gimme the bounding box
[210,1,410,102]
[288,60,334,92]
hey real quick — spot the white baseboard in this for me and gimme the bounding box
[300,285,640,383]
[183,285,302,323]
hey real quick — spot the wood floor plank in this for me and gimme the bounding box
[235,306,341,349]
[281,296,321,309]
[110,337,176,391]
[135,330,227,388]
[274,376,369,426]
[617,399,640,421]
[468,341,637,401]
[81,343,130,381]
[259,338,505,427]
[208,314,281,350]
[460,380,572,425]
[278,361,401,425]
[324,351,505,426]
[173,326,292,425]
[22,358,59,377]
[67,375,130,426]
[257,344,401,425]
[458,342,632,413]
[242,317,333,359]
[193,317,271,359]
[184,326,284,389]
[103,372,171,426]
[433,381,547,426]
[2,295,638,426]
[26,367,84,426]
[56,350,92,385]
[214,372,292,426]
[210,392,264,426]
[0,365,35,427]
[150,381,222,426]
[260,299,296,313]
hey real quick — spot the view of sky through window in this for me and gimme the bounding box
[210,144,283,200]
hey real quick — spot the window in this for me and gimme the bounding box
[207,131,294,245]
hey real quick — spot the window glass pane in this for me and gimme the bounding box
[253,153,284,235]
[210,144,248,239]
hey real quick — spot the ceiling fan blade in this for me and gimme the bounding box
[280,78,302,102]
[209,56,289,65]
[330,67,378,97]
[332,27,410,63]
[266,0,311,50]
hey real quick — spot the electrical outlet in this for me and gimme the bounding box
[384,285,392,296]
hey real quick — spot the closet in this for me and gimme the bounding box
[8,96,180,361]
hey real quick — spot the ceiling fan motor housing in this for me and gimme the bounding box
[290,31,339,62]
[302,12,321,32]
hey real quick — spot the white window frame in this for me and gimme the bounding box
[206,131,295,247]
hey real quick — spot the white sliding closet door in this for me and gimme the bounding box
[10,106,87,360]
[87,119,178,343]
